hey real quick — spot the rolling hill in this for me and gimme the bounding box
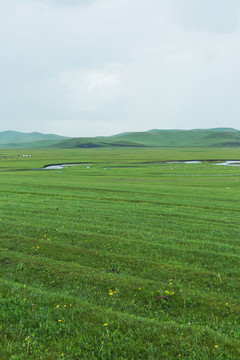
[0,128,240,148]
[53,128,240,148]
[0,130,68,147]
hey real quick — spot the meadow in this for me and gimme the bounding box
[0,147,240,359]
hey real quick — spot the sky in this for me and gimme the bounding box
[0,0,239,137]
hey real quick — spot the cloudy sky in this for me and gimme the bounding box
[0,0,239,136]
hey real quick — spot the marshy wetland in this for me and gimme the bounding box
[0,147,240,359]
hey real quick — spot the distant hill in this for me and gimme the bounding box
[53,128,240,148]
[1,128,240,148]
[0,131,68,147]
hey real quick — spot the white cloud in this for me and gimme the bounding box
[20,0,101,8]
[165,0,240,33]
[0,0,239,136]
[58,64,125,111]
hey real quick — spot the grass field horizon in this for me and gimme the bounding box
[1,128,240,149]
[1,147,240,359]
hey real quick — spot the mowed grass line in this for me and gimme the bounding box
[0,148,240,359]
[0,250,239,359]
[0,278,238,360]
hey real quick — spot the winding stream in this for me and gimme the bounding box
[42,160,240,170]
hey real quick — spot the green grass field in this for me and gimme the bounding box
[0,147,240,359]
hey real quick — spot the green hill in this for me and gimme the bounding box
[0,131,68,146]
[54,137,146,149]
[54,128,240,148]
[0,139,64,149]
[1,128,240,148]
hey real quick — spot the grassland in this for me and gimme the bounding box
[0,147,240,359]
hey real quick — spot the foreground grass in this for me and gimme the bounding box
[0,147,240,359]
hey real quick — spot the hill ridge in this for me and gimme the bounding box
[0,130,69,146]
[0,128,239,148]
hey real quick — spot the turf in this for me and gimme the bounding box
[0,147,240,359]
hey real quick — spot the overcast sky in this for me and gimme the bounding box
[0,0,239,136]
